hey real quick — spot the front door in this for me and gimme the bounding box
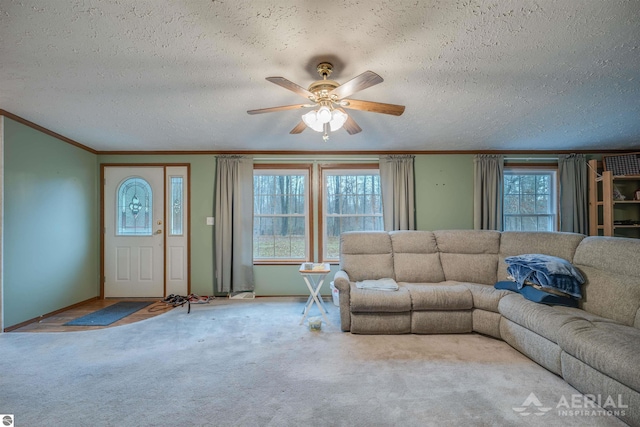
[104,167,165,297]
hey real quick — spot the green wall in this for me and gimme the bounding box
[4,118,99,327]
[414,155,474,230]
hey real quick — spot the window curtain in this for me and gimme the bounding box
[473,154,504,230]
[214,155,254,293]
[558,154,588,234]
[379,155,416,231]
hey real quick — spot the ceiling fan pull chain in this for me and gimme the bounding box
[323,123,330,142]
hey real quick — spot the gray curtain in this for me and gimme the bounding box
[473,154,504,230]
[379,155,416,231]
[558,154,588,234]
[214,155,254,293]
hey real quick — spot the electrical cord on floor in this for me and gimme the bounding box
[157,294,213,314]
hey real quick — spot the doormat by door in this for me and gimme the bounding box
[64,301,153,326]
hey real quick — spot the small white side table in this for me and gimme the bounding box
[299,263,332,325]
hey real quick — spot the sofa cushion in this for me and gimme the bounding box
[574,236,640,278]
[472,309,502,338]
[411,310,472,334]
[434,229,501,254]
[560,352,640,427]
[495,281,578,308]
[390,231,445,283]
[498,293,613,343]
[439,253,498,285]
[349,283,411,313]
[434,230,500,285]
[464,282,513,312]
[557,319,640,392]
[350,312,411,334]
[573,236,640,327]
[340,231,395,282]
[404,282,472,310]
[498,231,585,281]
[501,318,563,375]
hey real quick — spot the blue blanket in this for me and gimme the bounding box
[494,281,579,307]
[505,254,584,299]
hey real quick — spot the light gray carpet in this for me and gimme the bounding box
[0,298,628,427]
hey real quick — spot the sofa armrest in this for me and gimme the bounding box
[333,270,352,332]
[334,270,351,292]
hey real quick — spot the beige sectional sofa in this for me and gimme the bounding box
[333,230,640,426]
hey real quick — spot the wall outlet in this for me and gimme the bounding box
[206,217,215,226]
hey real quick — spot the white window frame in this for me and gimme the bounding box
[320,165,383,262]
[503,167,558,232]
[253,165,312,264]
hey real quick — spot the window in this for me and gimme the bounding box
[169,176,184,236]
[320,166,384,261]
[252,164,384,263]
[253,166,311,262]
[117,176,152,236]
[503,168,558,231]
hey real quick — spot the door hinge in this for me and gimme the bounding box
[102,276,106,284]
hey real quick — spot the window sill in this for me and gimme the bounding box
[253,260,306,266]
[253,260,340,266]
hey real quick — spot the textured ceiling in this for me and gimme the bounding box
[1,0,639,152]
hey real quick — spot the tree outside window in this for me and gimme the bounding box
[253,167,311,262]
[503,169,557,231]
[321,166,383,261]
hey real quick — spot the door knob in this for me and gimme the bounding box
[155,229,163,234]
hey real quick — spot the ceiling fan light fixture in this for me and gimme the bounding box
[301,110,323,132]
[302,107,348,134]
[317,106,332,123]
[329,109,348,131]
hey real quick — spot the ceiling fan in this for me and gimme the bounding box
[247,62,405,141]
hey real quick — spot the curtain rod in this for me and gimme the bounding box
[504,157,558,161]
[256,156,560,161]
[253,157,379,162]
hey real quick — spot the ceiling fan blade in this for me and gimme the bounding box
[342,99,405,116]
[336,108,362,135]
[266,77,315,99]
[247,104,311,115]
[290,121,307,134]
[329,71,383,99]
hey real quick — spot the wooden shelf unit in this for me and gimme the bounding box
[589,159,640,238]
